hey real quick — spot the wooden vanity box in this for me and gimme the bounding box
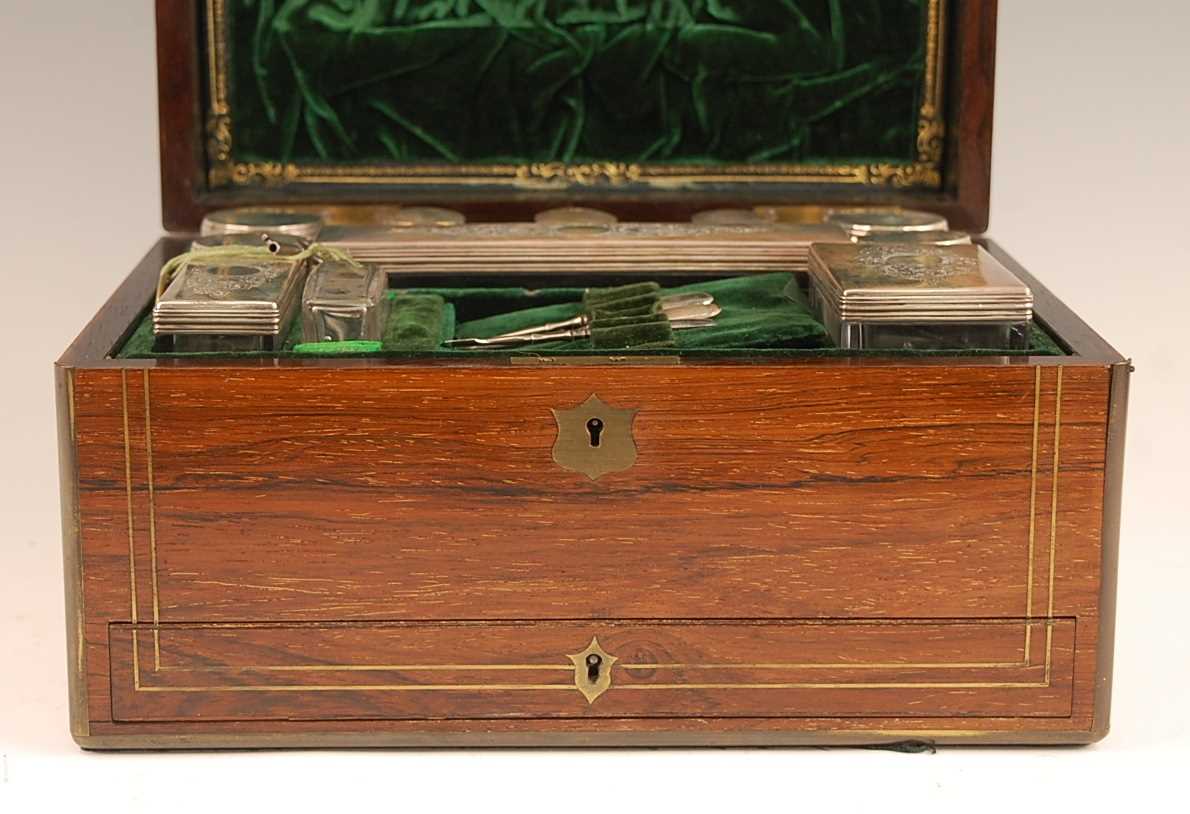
[56,0,1129,748]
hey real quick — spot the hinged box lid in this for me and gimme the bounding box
[157,0,996,231]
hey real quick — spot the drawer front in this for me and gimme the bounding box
[109,619,1076,722]
[81,364,1107,625]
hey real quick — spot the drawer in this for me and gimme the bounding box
[109,619,1075,722]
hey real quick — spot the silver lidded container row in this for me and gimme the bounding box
[200,208,324,243]
[826,208,950,241]
[807,242,1034,351]
[153,249,309,352]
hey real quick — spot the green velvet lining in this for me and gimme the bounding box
[117,272,1065,359]
[294,339,383,354]
[226,0,930,166]
[453,272,828,350]
[383,294,454,350]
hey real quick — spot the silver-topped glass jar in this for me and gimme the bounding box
[807,243,1034,351]
[826,208,949,240]
[200,208,324,242]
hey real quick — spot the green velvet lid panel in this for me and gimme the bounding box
[204,0,948,191]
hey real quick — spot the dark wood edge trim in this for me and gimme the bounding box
[981,240,1124,363]
[61,239,1121,370]
[945,0,996,232]
[55,365,89,739]
[1089,360,1132,742]
[157,0,206,232]
[73,729,1099,751]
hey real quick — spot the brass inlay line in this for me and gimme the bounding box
[139,682,1051,694]
[129,621,1061,695]
[621,661,1027,671]
[138,684,576,694]
[158,664,576,673]
[203,0,946,189]
[154,659,1031,673]
[619,682,1051,691]
[1043,368,1064,685]
[1048,368,1064,621]
[143,370,161,669]
[128,357,1062,700]
[121,372,137,625]
[1024,366,1042,660]
[131,630,141,691]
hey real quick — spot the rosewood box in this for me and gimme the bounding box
[56,0,1129,748]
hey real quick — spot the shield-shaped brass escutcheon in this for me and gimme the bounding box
[568,637,618,704]
[551,394,638,480]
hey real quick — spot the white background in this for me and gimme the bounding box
[1,2,1187,811]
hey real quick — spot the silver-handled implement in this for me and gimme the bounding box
[484,293,716,341]
[445,317,718,348]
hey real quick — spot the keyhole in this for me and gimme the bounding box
[586,418,604,448]
[586,653,603,682]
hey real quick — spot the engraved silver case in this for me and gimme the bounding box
[807,243,1034,351]
[301,261,390,343]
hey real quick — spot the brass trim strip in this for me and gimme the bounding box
[131,366,1061,692]
[121,372,137,625]
[155,659,1030,673]
[127,621,1062,695]
[137,684,577,694]
[1044,367,1065,684]
[157,664,576,673]
[1024,366,1042,659]
[619,682,1053,691]
[202,0,946,190]
[1048,367,1064,621]
[621,661,1027,671]
[143,370,161,669]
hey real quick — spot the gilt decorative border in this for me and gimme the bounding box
[203,0,948,192]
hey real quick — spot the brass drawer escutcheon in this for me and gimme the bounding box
[568,637,617,703]
[551,394,638,480]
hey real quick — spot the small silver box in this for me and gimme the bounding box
[807,243,1034,351]
[301,261,389,343]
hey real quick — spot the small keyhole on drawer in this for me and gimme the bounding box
[586,653,603,682]
[586,418,604,448]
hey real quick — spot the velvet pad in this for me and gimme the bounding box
[118,272,1064,359]
[453,272,828,350]
[226,0,930,166]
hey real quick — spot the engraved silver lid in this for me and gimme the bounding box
[855,230,973,247]
[190,232,310,255]
[384,206,466,228]
[826,209,949,238]
[808,243,1033,322]
[200,208,324,242]
[535,207,619,226]
[691,209,777,226]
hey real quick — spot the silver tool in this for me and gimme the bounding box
[485,293,716,341]
[445,318,718,349]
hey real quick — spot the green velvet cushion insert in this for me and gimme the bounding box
[117,272,1062,358]
[454,272,827,350]
[226,0,930,166]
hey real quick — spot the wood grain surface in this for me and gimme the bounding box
[64,360,1115,744]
